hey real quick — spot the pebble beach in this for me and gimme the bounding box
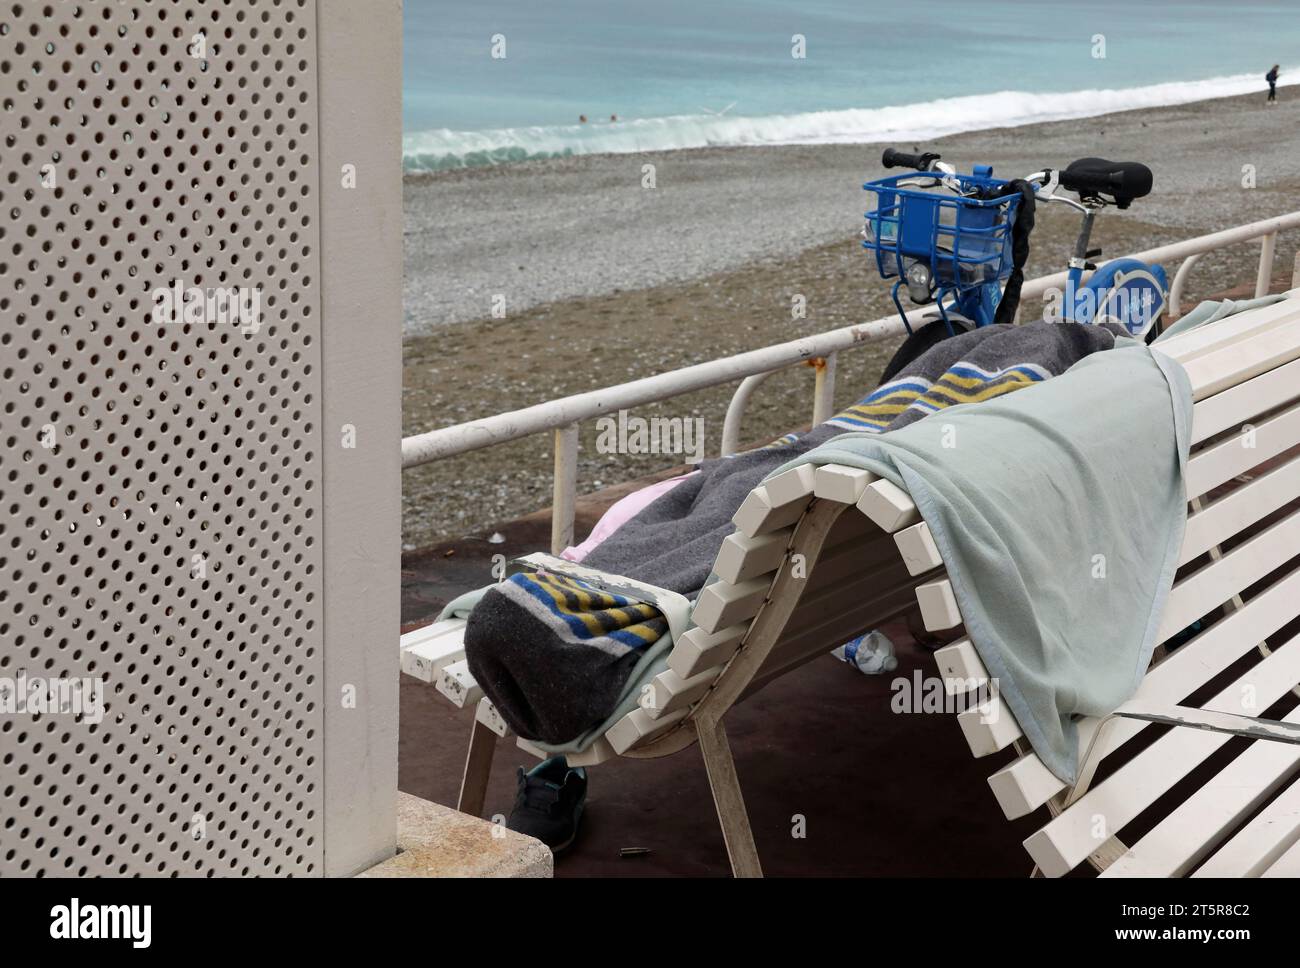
[401,88,1300,549]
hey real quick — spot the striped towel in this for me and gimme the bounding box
[464,571,668,744]
[829,360,1051,433]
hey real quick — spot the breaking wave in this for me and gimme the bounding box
[404,68,1294,172]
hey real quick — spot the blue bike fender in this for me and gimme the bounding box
[1079,258,1168,337]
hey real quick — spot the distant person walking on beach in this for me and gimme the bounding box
[1266,64,1280,104]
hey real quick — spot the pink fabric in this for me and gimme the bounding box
[562,471,697,562]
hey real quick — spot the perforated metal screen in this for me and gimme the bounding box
[1,0,325,876]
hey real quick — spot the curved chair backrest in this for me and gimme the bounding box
[890,294,1300,876]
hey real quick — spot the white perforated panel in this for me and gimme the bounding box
[1,0,324,876]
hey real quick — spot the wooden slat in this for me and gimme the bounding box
[1181,317,1300,401]
[1193,777,1300,877]
[398,618,467,683]
[690,500,849,725]
[645,666,717,719]
[957,695,1022,758]
[857,478,920,532]
[713,528,791,584]
[813,463,877,504]
[475,697,512,737]
[1102,707,1300,877]
[1160,297,1300,364]
[990,562,1300,819]
[694,523,887,663]
[667,623,749,678]
[399,617,466,649]
[916,576,962,631]
[1190,356,1300,445]
[933,629,1022,758]
[1185,398,1300,499]
[692,576,770,633]
[988,750,1071,821]
[1180,451,1300,565]
[1261,836,1300,877]
[934,637,986,695]
[1157,505,1300,643]
[606,705,689,755]
[1023,634,1300,877]
[764,464,817,507]
[732,483,811,538]
[894,520,943,576]
[959,703,1021,756]
[436,659,482,708]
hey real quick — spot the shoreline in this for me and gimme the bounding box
[402,88,1300,549]
[403,67,1300,176]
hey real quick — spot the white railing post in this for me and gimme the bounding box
[1256,231,1278,298]
[811,353,837,426]
[720,371,778,457]
[1167,253,1204,320]
[551,423,579,555]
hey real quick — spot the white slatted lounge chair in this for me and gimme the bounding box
[401,291,1300,876]
[401,464,929,877]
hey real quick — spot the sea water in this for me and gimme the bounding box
[403,0,1300,171]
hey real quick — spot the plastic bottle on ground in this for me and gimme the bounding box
[831,630,898,675]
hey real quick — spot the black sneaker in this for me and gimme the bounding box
[506,756,587,853]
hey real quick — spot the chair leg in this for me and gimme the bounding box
[457,717,497,817]
[696,717,763,878]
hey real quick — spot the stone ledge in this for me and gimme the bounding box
[357,792,552,878]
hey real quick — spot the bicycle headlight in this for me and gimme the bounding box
[904,260,933,304]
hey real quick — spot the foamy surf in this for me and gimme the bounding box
[404,68,1296,172]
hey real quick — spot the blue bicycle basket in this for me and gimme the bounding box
[862,171,1020,295]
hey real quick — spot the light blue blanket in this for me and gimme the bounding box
[779,340,1193,784]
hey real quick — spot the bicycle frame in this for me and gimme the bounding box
[1040,177,1167,336]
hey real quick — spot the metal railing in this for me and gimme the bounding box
[402,211,1300,554]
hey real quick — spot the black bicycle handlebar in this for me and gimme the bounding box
[881,148,941,172]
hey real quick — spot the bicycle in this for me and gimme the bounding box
[862,148,1167,380]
